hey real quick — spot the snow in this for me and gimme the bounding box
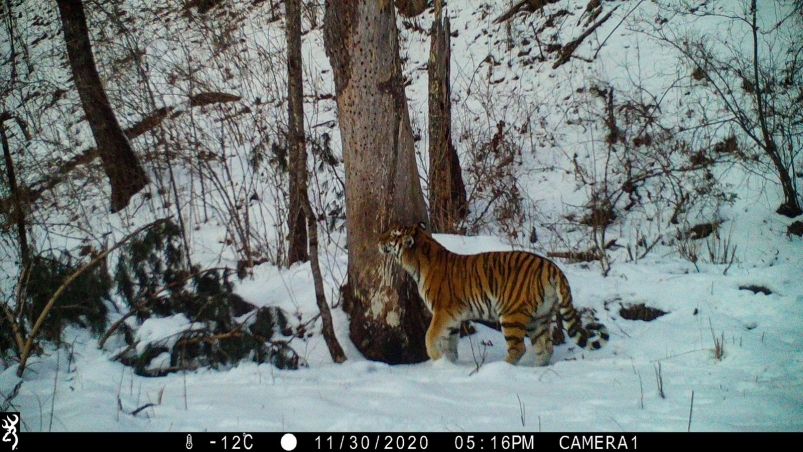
[133,314,205,356]
[2,0,802,434]
[6,213,803,431]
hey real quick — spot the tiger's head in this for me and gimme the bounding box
[377,222,427,261]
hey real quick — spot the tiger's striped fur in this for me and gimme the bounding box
[378,224,608,366]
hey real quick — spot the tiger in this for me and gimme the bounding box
[378,223,608,366]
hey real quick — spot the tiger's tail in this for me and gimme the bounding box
[555,272,609,350]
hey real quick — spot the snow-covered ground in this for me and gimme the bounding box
[2,0,802,433]
[6,201,803,432]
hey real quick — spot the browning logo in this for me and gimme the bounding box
[1,413,18,451]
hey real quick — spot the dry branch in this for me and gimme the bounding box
[493,0,558,25]
[547,250,602,262]
[552,6,617,69]
[548,240,617,262]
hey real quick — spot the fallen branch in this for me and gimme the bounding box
[0,380,23,412]
[130,403,156,417]
[552,6,618,69]
[97,299,149,350]
[547,249,602,262]
[493,0,558,25]
[548,240,617,262]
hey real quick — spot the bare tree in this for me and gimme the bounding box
[302,198,347,363]
[652,0,802,217]
[324,0,430,363]
[428,0,467,233]
[55,0,148,213]
[286,0,345,363]
[286,0,309,265]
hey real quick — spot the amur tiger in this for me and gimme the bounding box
[378,223,608,366]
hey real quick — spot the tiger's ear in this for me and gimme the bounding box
[403,235,414,249]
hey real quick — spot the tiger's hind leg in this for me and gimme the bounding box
[528,283,558,366]
[500,313,529,364]
[426,311,460,362]
[527,313,554,366]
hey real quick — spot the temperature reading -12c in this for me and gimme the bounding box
[220,433,254,450]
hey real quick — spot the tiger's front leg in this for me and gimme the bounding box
[426,311,459,362]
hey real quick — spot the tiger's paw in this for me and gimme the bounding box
[427,348,458,363]
[534,352,552,367]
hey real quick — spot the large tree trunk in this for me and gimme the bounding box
[428,1,467,233]
[286,0,310,264]
[56,0,147,213]
[324,0,430,363]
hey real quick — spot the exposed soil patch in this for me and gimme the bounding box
[787,221,803,237]
[619,303,668,321]
[739,285,772,295]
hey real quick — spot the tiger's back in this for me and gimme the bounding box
[378,224,608,366]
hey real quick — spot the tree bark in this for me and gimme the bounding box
[55,0,147,213]
[428,1,467,233]
[324,0,430,364]
[286,0,310,264]
[1,116,29,269]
